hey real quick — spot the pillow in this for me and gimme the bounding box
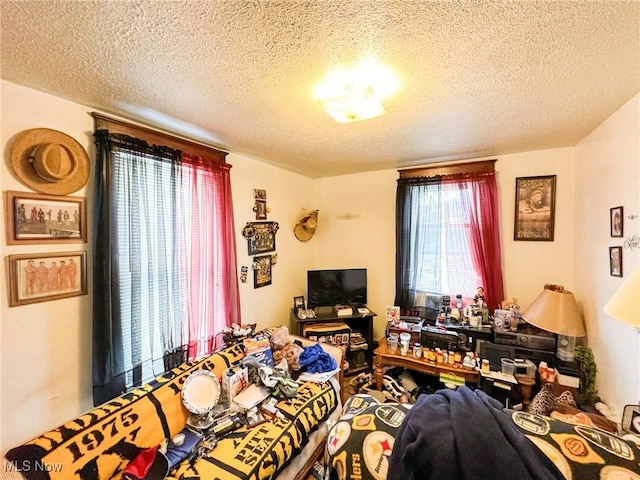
[528,383,577,416]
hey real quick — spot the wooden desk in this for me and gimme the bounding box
[374,337,479,390]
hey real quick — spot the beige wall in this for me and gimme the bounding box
[574,94,640,418]
[1,79,638,452]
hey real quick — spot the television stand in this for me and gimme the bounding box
[291,308,377,376]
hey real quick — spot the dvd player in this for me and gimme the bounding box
[493,326,556,352]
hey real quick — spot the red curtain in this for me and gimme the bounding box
[455,172,504,311]
[180,153,240,359]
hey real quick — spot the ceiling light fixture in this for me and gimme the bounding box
[314,59,400,124]
[316,85,385,124]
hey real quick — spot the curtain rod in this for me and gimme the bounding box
[398,159,496,178]
[91,112,228,164]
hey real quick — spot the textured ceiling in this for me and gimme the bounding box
[1,1,639,178]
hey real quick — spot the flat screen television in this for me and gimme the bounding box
[307,268,367,309]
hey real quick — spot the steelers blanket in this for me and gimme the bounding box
[5,344,245,480]
[325,394,412,480]
[168,380,338,480]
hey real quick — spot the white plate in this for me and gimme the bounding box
[182,369,221,415]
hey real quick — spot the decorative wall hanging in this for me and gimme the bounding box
[514,175,556,241]
[610,206,623,238]
[609,246,623,277]
[240,266,248,283]
[242,221,278,255]
[253,189,268,220]
[8,251,87,307]
[253,255,273,288]
[4,190,87,245]
[11,128,90,195]
[294,210,319,242]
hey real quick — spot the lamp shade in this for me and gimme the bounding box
[604,264,640,328]
[522,286,586,337]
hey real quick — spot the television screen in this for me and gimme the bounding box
[307,269,367,309]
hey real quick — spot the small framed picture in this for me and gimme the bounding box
[4,190,87,245]
[254,200,267,220]
[609,246,623,277]
[293,295,305,313]
[253,255,272,288]
[8,251,87,307]
[610,206,623,237]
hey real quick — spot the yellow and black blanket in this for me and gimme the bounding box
[4,344,227,479]
[168,380,338,480]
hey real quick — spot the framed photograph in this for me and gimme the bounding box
[253,255,272,288]
[293,295,305,313]
[7,251,87,307]
[244,221,278,255]
[254,200,267,220]
[610,206,623,237]
[4,190,87,245]
[609,246,623,277]
[514,175,557,241]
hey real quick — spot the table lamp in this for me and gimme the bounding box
[522,284,586,362]
[604,264,640,331]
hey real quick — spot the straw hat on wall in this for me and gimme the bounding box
[294,210,319,242]
[11,128,90,195]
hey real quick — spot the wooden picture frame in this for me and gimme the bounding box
[609,246,623,277]
[244,221,278,255]
[253,255,272,288]
[514,175,557,241]
[610,206,623,238]
[7,251,87,306]
[4,190,87,245]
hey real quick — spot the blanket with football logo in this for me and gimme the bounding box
[325,394,412,480]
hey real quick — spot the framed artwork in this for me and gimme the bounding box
[253,255,272,288]
[293,295,305,313]
[242,221,278,255]
[8,251,87,307]
[4,190,87,245]
[513,175,557,241]
[609,246,623,277]
[610,206,623,237]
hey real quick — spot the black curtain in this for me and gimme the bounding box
[92,130,181,406]
[394,175,442,309]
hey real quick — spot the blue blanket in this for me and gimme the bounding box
[298,343,338,373]
[387,387,563,480]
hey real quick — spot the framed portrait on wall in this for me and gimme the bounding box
[609,246,623,277]
[610,206,623,238]
[513,175,557,241]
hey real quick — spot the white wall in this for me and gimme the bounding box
[1,81,95,452]
[228,152,316,331]
[574,94,640,418]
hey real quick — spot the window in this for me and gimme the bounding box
[395,160,504,312]
[92,115,240,405]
